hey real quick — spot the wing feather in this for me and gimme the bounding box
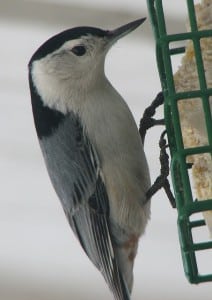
[39,113,130,300]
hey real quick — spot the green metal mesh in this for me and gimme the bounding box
[147,0,212,283]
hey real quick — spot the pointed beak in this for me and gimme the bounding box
[106,18,146,46]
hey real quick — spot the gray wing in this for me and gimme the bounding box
[39,112,130,300]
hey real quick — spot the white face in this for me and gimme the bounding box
[30,19,144,113]
[33,35,108,80]
[31,35,109,113]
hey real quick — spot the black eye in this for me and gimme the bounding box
[71,45,86,56]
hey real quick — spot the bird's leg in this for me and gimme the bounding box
[139,91,165,144]
[146,130,176,208]
[139,92,176,207]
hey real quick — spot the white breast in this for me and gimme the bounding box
[79,80,151,235]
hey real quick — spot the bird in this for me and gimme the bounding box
[28,18,151,300]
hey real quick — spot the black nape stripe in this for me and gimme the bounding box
[29,73,65,139]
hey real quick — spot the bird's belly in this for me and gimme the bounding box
[80,93,151,236]
[102,157,151,238]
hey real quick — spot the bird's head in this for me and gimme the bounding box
[29,18,146,111]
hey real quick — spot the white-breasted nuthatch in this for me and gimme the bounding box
[28,18,151,300]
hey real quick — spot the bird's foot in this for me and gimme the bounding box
[139,91,165,143]
[146,130,176,208]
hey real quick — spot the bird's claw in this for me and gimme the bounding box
[139,92,176,208]
[146,130,176,208]
[139,92,165,143]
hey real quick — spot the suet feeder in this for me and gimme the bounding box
[147,0,212,283]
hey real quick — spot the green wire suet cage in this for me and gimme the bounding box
[147,0,212,283]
